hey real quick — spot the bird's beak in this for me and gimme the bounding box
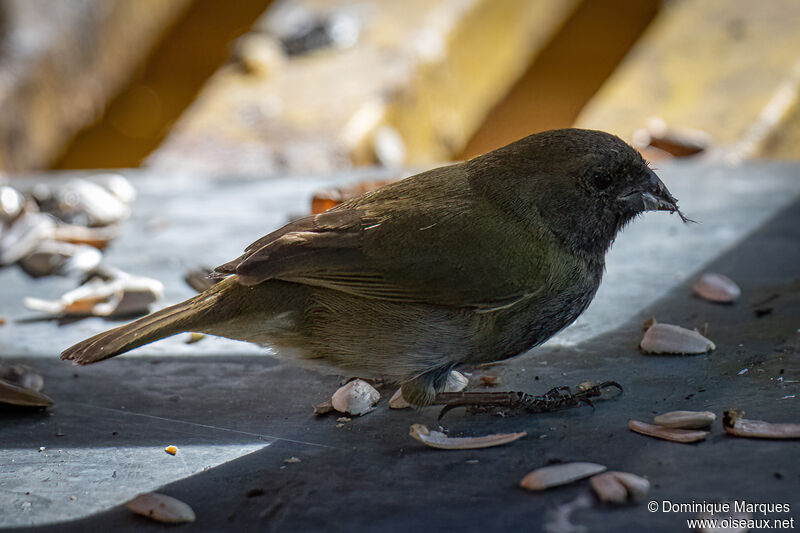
[619,168,686,220]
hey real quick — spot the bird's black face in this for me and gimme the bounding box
[578,152,684,226]
[467,128,687,258]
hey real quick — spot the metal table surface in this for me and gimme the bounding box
[1,161,799,531]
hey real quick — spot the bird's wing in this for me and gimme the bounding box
[213,175,556,309]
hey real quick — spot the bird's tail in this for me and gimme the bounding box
[61,278,233,365]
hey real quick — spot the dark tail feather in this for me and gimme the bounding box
[62,280,229,365]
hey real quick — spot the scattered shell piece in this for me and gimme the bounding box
[723,409,800,439]
[0,212,55,265]
[330,379,380,416]
[390,370,468,409]
[53,179,131,227]
[235,33,286,75]
[479,375,501,387]
[164,445,178,456]
[336,417,351,423]
[640,322,715,355]
[125,492,195,524]
[52,224,118,250]
[445,370,469,392]
[411,424,526,450]
[590,471,650,504]
[313,400,334,415]
[24,271,163,317]
[0,378,54,407]
[90,174,136,204]
[653,410,716,429]
[693,272,741,303]
[18,241,102,278]
[0,185,25,222]
[628,420,708,443]
[389,388,413,409]
[284,456,301,463]
[520,462,607,491]
[0,365,44,392]
[185,333,206,344]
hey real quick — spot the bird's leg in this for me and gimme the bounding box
[433,381,622,419]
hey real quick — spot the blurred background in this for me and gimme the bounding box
[3,0,798,178]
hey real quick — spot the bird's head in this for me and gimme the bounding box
[467,128,687,258]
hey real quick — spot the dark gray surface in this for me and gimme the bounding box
[1,163,799,531]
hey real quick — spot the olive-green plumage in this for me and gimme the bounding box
[62,129,683,405]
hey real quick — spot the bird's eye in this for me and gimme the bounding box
[591,172,613,190]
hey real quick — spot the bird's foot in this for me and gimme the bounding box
[433,381,622,420]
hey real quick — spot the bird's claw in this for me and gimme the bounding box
[433,380,622,420]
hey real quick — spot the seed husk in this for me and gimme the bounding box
[410,424,526,450]
[388,388,413,409]
[628,420,708,443]
[590,471,651,504]
[693,272,741,303]
[125,492,195,523]
[0,378,54,407]
[313,400,334,415]
[19,241,102,278]
[653,410,716,429]
[520,462,607,491]
[330,379,380,416]
[640,322,715,355]
[723,409,800,439]
[23,271,163,317]
[390,370,468,409]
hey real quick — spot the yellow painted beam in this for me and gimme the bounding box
[576,0,800,160]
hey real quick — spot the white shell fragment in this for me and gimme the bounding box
[52,224,118,250]
[653,410,716,429]
[723,410,800,439]
[444,370,469,393]
[628,420,708,443]
[410,424,526,450]
[90,173,137,204]
[0,185,25,222]
[125,492,196,523]
[18,241,102,278]
[0,212,55,265]
[389,388,412,409]
[640,322,715,355]
[56,179,131,227]
[330,379,380,416]
[590,471,650,504]
[520,462,607,491]
[24,271,164,317]
[693,272,741,303]
[390,370,468,409]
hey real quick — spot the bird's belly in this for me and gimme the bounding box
[469,284,599,365]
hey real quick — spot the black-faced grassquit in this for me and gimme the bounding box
[63,129,684,406]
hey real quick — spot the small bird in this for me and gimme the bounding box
[62,129,684,406]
